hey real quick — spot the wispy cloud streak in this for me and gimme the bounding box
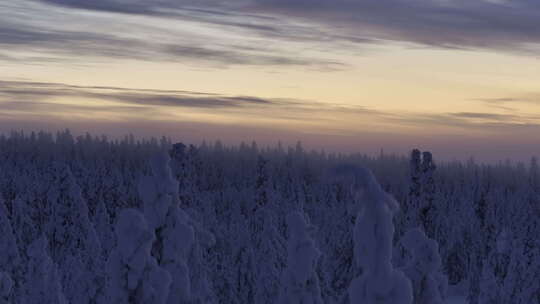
[27,0,540,55]
[0,1,348,68]
[2,80,540,137]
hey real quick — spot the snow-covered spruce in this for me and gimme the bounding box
[44,163,104,304]
[278,211,323,304]
[395,149,430,270]
[105,208,171,304]
[478,257,500,304]
[497,231,540,304]
[0,199,20,276]
[23,236,67,304]
[92,197,115,259]
[139,152,215,303]
[419,151,437,238]
[169,144,218,303]
[169,142,200,209]
[348,168,413,304]
[0,272,12,304]
[478,229,512,304]
[139,152,193,302]
[314,182,356,303]
[10,195,39,261]
[210,194,254,303]
[401,227,448,304]
[249,156,286,304]
[407,149,422,227]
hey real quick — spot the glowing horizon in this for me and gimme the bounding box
[1,0,540,162]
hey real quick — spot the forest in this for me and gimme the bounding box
[0,130,538,304]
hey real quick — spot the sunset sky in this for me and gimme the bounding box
[1,0,540,161]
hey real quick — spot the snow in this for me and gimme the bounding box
[278,211,323,304]
[24,236,68,304]
[0,131,537,304]
[447,296,468,304]
[105,208,171,304]
[0,272,13,304]
[0,200,20,274]
[446,282,469,304]
[401,228,447,304]
[348,168,413,304]
[140,151,217,303]
[160,207,195,304]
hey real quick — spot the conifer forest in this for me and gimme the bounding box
[0,130,538,304]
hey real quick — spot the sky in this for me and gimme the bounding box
[1,0,540,162]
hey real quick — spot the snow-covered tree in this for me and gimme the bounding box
[139,152,215,303]
[398,149,423,268]
[419,151,437,237]
[209,191,255,303]
[105,208,171,304]
[23,236,67,304]
[0,272,13,304]
[348,168,412,304]
[0,199,20,275]
[401,228,447,304]
[497,224,540,304]
[169,142,201,209]
[316,181,356,303]
[409,149,422,203]
[249,156,286,304]
[139,152,192,302]
[278,211,323,304]
[0,198,25,303]
[92,197,115,259]
[478,227,512,304]
[44,163,104,304]
[139,153,178,231]
[10,195,39,257]
[478,255,501,304]
[160,209,195,304]
[187,225,216,304]
[530,157,538,190]
[254,156,271,211]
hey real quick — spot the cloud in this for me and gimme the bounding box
[3,80,540,137]
[252,0,540,52]
[0,25,340,68]
[35,0,160,14]
[2,80,369,125]
[0,100,157,116]
[0,2,346,68]
[477,97,522,103]
[449,112,519,121]
[474,95,540,113]
[385,110,540,134]
[161,44,344,68]
[0,24,151,59]
[29,0,540,54]
[88,93,278,109]
[0,80,284,109]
